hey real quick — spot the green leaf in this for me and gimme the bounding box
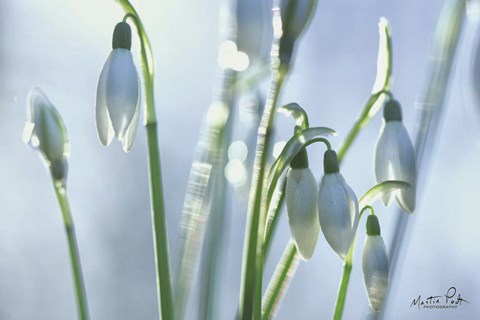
[359,180,410,209]
[337,17,393,162]
[372,17,392,93]
[278,102,309,131]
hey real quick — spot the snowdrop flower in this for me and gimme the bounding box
[362,214,389,312]
[285,149,319,261]
[275,0,317,65]
[279,0,316,38]
[318,150,359,260]
[374,99,416,212]
[235,0,270,63]
[96,21,140,152]
[23,88,69,181]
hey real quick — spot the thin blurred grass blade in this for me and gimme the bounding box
[174,74,235,320]
[198,70,237,320]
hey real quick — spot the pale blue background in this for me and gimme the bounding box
[0,0,479,319]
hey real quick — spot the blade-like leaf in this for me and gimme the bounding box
[337,17,393,162]
[359,180,410,209]
[278,102,309,131]
[372,17,393,93]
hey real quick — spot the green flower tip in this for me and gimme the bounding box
[112,22,132,50]
[383,99,402,122]
[366,215,381,236]
[290,148,309,169]
[323,149,339,174]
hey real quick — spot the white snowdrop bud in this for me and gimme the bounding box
[24,88,69,181]
[362,215,389,312]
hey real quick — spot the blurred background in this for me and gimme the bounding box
[1,0,479,319]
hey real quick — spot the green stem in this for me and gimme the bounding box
[116,2,174,319]
[262,240,299,320]
[337,91,385,162]
[332,238,355,320]
[332,205,370,320]
[262,178,287,257]
[337,18,393,162]
[145,122,174,320]
[53,181,89,320]
[239,63,288,320]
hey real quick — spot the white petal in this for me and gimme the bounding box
[105,49,139,140]
[286,168,319,261]
[318,173,357,259]
[374,121,416,212]
[374,122,396,206]
[121,85,141,152]
[393,123,416,212]
[95,53,115,146]
[343,178,360,235]
[363,235,389,312]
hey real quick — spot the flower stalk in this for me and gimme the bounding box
[116,1,174,319]
[53,182,90,320]
[24,88,89,320]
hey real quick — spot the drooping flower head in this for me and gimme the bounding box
[374,99,416,212]
[318,149,359,260]
[96,21,140,152]
[285,148,319,260]
[275,0,317,65]
[23,88,70,182]
[362,214,389,312]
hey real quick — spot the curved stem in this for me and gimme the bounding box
[332,203,370,320]
[117,2,174,319]
[337,90,388,163]
[53,181,89,320]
